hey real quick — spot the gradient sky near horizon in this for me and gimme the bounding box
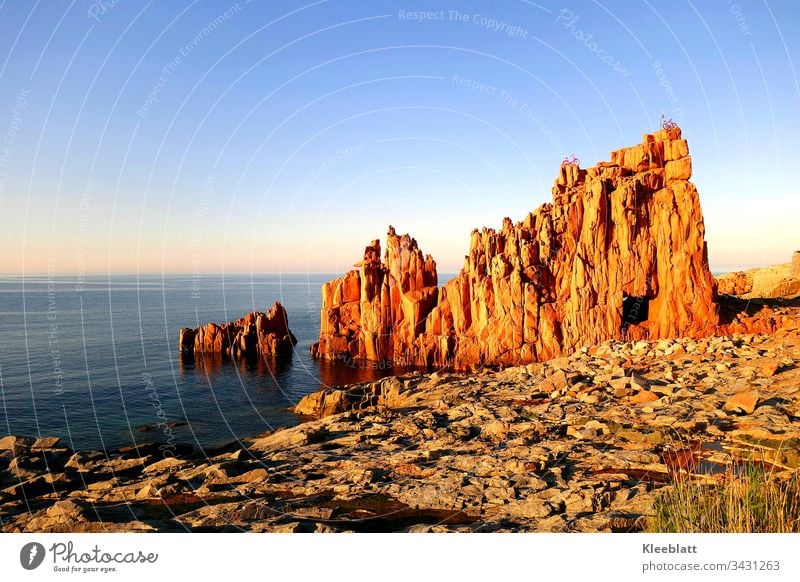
[0,0,798,276]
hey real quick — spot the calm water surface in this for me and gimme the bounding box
[0,275,408,452]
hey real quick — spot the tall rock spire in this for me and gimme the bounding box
[312,127,719,370]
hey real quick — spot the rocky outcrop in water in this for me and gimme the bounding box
[179,302,297,358]
[312,128,719,370]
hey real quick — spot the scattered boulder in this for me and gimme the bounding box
[760,360,780,378]
[248,426,326,453]
[142,456,188,474]
[0,435,33,453]
[724,391,760,415]
[630,391,659,405]
[294,389,350,417]
[294,376,416,418]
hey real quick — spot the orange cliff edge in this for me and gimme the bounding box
[311,127,722,370]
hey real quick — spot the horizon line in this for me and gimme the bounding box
[0,265,771,277]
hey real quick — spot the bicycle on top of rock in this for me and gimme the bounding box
[561,154,580,166]
[660,113,679,130]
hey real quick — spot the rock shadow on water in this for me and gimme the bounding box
[179,350,294,380]
[315,355,427,389]
[179,349,427,395]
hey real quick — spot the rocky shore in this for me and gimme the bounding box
[3,300,799,533]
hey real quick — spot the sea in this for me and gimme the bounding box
[0,274,410,452]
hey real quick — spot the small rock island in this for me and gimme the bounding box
[179,301,297,359]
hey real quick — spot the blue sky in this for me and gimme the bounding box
[0,0,798,275]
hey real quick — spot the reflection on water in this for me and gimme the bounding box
[179,351,295,380]
[180,351,422,391]
[315,357,425,388]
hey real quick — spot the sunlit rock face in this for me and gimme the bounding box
[180,302,297,359]
[312,128,719,370]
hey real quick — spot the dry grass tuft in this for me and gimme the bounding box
[648,466,800,533]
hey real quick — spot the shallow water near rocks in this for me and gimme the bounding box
[0,275,412,451]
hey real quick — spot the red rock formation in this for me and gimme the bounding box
[312,128,720,370]
[180,302,297,358]
[716,299,800,338]
[311,228,438,365]
[716,272,754,296]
